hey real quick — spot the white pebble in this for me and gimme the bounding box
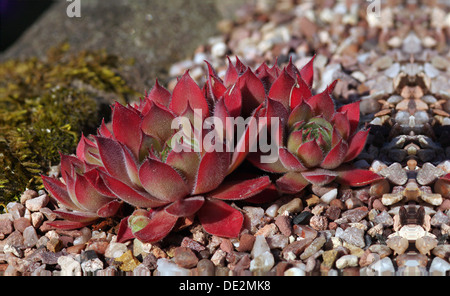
[58,256,82,276]
[429,257,450,276]
[156,258,190,276]
[265,204,280,218]
[320,189,338,204]
[284,267,306,276]
[251,235,271,258]
[335,255,359,269]
[249,251,275,272]
[211,42,227,58]
[366,257,395,276]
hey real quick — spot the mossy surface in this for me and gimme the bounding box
[0,43,137,202]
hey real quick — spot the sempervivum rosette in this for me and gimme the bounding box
[42,68,272,243]
[242,56,383,193]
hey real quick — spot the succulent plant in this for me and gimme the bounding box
[242,56,383,193]
[43,66,272,242]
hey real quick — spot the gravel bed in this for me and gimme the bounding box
[1,0,450,276]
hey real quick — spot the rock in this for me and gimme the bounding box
[396,253,428,268]
[415,236,438,255]
[30,212,44,228]
[309,215,328,231]
[20,190,38,205]
[238,233,255,252]
[58,255,82,276]
[320,189,338,204]
[13,217,31,233]
[277,198,303,215]
[22,226,39,248]
[322,249,338,268]
[369,244,392,258]
[267,234,289,249]
[429,257,450,276]
[325,206,341,221]
[156,258,190,276]
[173,247,199,269]
[81,258,104,274]
[430,211,450,226]
[132,264,152,276]
[0,219,14,236]
[335,255,359,269]
[243,206,265,232]
[255,223,278,237]
[181,237,205,252]
[386,236,408,255]
[251,235,271,258]
[197,259,215,276]
[104,242,128,259]
[373,211,394,226]
[265,204,280,218]
[25,194,49,212]
[359,251,380,267]
[341,207,368,223]
[381,193,403,206]
[432,244,450,259]
[284,267,306,276]
[249,251,274,272]
[47,238,63,253]
[379,163,408,185]
[293,211,313,225]
[115,250,141,272]
[338,227,365,248]
[210,249,227,266]
[73,227,92,245]
[369,180,390,197]
[299,235,326,260]
[366,257,395,276]
[275,215,292,236]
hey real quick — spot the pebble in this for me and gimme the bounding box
[173,247,199,269]
[320,189,338,204]
[20,190,38,204]
[337,227,365,248]
[366,257,395,276]
[299,235,326,260]
[104,241,128,259]
[251,235,271,258]
[274,215,292,236]
[238,233,255,252]
[197,259,215,276]
[415,236,438,256]
[322,249,338,268]
[132,264,152,276]
[25,194,49,212]
[13,217,31,233]
[277,198,303,215]
[156,258,190,276]
[429,257,450,276]
[386,236,409,255]
[284,266,306,276]
[335,255,359,269]
[432,244,450,258]
[249,251,275,272]
[0,220,14,237]
[58,255,82,276]
[309,215,328,231]
[23,226,39,248]
[115,250,141,272]
[81,258,104,274]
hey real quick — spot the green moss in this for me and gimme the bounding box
[0,43,138,202]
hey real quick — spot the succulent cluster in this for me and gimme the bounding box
[42,56,382,243]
